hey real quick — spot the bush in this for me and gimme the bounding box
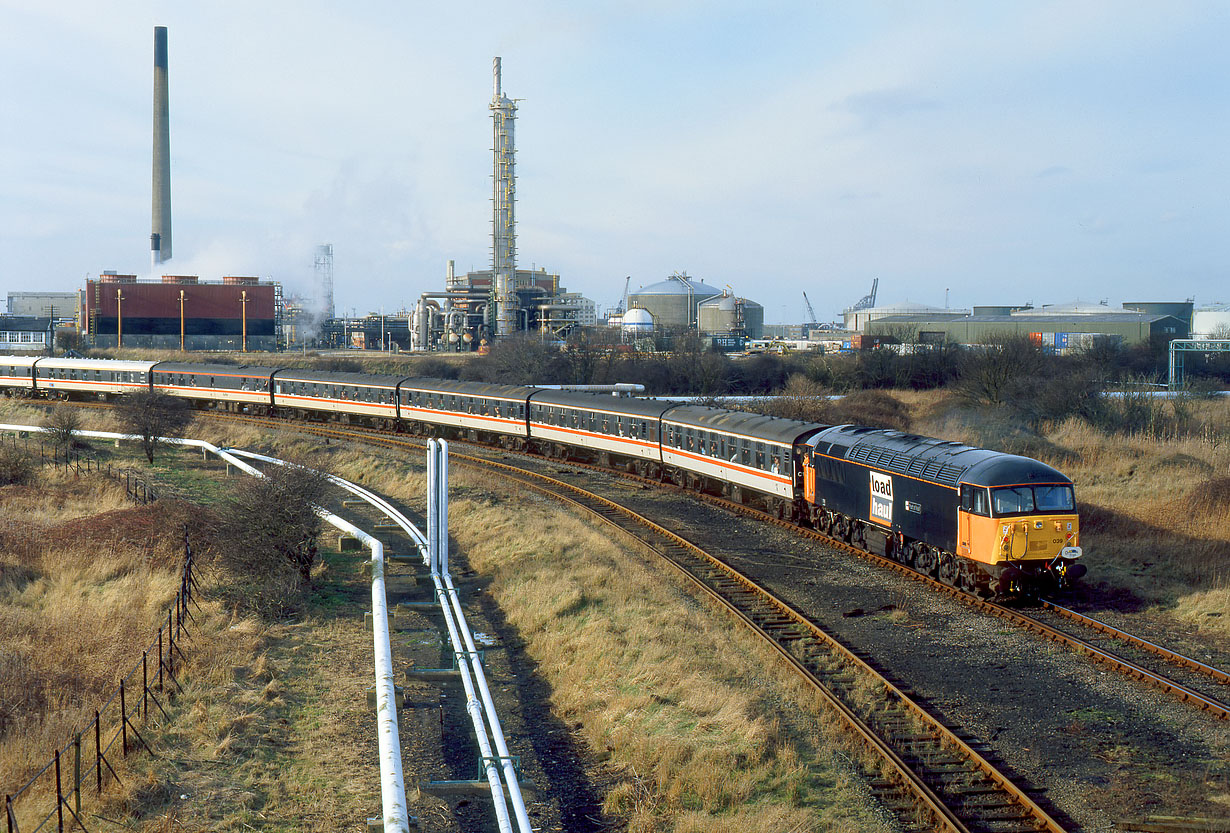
[211,459,332,618]
[0,446,33,485]
[41,405,82,451]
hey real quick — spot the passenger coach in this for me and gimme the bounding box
[528,391,672,471]
[35,358,156,398]
[152,362,278,410]
[271,369,402,425]
[398,380,535,444]
[661,406,825,515]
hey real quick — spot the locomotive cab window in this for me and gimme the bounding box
[960,485,991,516]
[992,487,1035,516]
[1035,485,1075,512]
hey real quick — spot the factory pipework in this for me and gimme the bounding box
[152,26,172,267]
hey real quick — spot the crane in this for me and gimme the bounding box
[802,291,818,325]
[850,277,879,312]
[617,276,631,314]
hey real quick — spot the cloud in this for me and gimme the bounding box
[830,88,940,129]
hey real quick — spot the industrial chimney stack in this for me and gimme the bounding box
[151,25,172,272]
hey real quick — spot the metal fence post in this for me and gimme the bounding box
[158,627,164,691]
[6,794,14,833]
[94,711,102,793]
[166,610,174,681]
[55,748,64,832]
[74,732,81,820]
[120,679,128,756]
[142,651,148,719]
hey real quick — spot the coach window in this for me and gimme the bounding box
[771,454,781,475]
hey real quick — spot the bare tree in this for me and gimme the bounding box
[114,391,193,463]
[956,336,1046,406]
[41,404,82,452]
[212,459,333,616]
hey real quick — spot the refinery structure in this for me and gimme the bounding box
[411,59,613,351]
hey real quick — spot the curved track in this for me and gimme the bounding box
[192,408,1230,721]
[189,411,1073,832]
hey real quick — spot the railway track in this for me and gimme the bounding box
[191,409,1229,722]
[190,410,1072,832]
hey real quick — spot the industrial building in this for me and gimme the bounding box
[865,300,1190,348]
[844,301,972,333]
[0,317,54,352]
[8,292,79,320]
[82,274,280,351]
[626,273,721,331]
[410,59,595,350]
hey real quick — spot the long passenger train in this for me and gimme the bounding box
[0,355,1086,596]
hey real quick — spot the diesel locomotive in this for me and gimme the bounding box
[0,355,1085,596]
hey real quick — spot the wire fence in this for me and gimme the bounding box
[15,432,163,504]
[3,518,199,832]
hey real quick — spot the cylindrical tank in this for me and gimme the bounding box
[161,275,198,284]
[621,307,654,335]
[222,276,259,286]
[698,294,764,339]
[627,275,720,329]
[1193,305,1230,339]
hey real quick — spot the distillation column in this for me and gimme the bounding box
[490,57,518,338]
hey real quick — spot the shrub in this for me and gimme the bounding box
[41,404,82,451]
[211,459,332,618]
[0,446,34,485]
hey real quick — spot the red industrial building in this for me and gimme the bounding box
[82,274,280,351]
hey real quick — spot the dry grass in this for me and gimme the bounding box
[443,480,890,832]
[0,475,196,799]
[308,441,890,831]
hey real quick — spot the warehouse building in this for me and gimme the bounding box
[82,274,280,351]
[866,302,1188,348]
[8,292,79,321]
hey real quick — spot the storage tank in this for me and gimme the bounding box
[1193,304,1230,339]
[621,307,655,335]
[698,293,764,339]
[626,273,720,330]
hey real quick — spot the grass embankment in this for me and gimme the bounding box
[0,472,193,798]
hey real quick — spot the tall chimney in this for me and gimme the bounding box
[152,26,172,264]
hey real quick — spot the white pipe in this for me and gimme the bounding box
[438,439,449,577]
[235,441,525,831]
[431,441,532,833]
[442,573,533,833]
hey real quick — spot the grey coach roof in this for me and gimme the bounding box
[663,404,827,445]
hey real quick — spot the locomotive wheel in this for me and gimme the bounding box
[915,547,938,576]
[937,554,958,586]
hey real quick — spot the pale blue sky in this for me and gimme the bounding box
[1,1,1226,322]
